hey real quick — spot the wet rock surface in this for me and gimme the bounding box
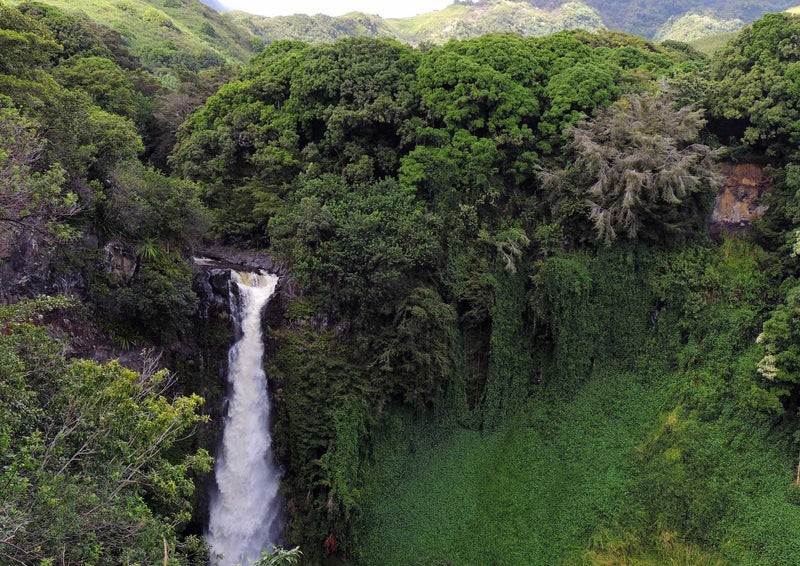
[192,249,294,337]
[711,162,772,235]
[197,245,291,277]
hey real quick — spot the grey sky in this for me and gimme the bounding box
[218,0,453,18]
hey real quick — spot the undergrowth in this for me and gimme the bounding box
[356,238,799,565]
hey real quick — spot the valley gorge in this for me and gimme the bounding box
[8,1,800,564]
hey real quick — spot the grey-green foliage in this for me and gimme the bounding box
[556,86,721,245]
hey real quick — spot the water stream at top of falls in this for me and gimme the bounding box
[207,270,281,566]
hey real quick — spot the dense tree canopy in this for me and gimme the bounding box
[710,13,800,157]
[172,31,717,558]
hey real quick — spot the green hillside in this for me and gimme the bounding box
[654,13,743,42]
[223,0,797,47]
[42,0,789,53]
[229,1,604,46]
[688,29,738,54]
[10,0,258,77]
[30,0,793,56]
[387,0,604,44]
[586,0,795,37]
[228,10,395,44]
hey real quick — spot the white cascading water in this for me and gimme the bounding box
[207,270,281,566]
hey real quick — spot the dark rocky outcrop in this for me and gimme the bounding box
[198,245,291,277]
[0,232,81,305]
[103,240,137,282]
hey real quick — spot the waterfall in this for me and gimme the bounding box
[207,270,281,566]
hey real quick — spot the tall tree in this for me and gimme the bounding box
[543,86,721,245]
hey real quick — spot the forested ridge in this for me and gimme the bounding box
[226,0,798,46]
[6,0,800,564]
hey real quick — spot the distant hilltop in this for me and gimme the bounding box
[200,0,799,44]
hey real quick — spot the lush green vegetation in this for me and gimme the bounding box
[227,2,605,48]
[0,4,215,559]
[358,240,788,565]
[9,0,258,77]
[0,296,213,564]
[229,11,395,45]
[654,13,743,42]
[14,0,791,61]
[386,1,605,44]
[586,0,795,38]
[9,1,800,564]
[0,0,213,340]
[687,30,737,54]
[170,17,800,563]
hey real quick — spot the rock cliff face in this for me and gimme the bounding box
[0,232,75,305]
[710,162,772,234]
[0,230,147,367]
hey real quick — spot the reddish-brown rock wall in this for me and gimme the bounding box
[711,163,772,234]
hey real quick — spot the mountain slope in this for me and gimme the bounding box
[585,0,796,37]
[654,13,744,42]
[17,0,797,61]
[229,10,395,44]
[229,1,605,45]
[687,30,738,54]
[227,0,799,46]
[198,0,226,11]
[387,0,604,43]
[10,0,257,75]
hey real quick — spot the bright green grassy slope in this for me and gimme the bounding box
[11,0,256,74]
[360,364,800,565]
[357,241,800,566]
[688,30,738,54]
[360,371,665,565]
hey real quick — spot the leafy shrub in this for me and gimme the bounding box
[142,7,176,30]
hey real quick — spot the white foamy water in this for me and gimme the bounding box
[207,270,281,566]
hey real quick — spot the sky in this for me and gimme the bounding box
[217,0,453,19]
